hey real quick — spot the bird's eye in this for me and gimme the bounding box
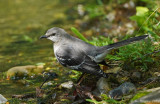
[51,33,56,36]
[48,33,56,37]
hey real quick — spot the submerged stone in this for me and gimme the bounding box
[7,65,44,80]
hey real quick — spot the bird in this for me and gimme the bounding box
[40,27,148,78]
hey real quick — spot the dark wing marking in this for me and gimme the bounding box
[55,45,107,78]
[56,53,83,67]
[78,55,107,78]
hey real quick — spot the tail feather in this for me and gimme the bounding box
[102,35,148,50]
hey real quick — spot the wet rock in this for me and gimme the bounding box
[43,81,54,86]
[7,65,44,80]
[108,82,136,99]
[130,89,160,104]
[131,72,141,81]
[145,87,160,92]
[7,65,32,79]
[0,94,7,103]
[96,77,110,94]
[132,72,141,79]
[93,77,110,97]
[154,72,160,77]
[60,81,73,89]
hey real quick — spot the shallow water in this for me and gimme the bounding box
[0,0,82,98]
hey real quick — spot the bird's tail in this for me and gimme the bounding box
[101,35,148,50]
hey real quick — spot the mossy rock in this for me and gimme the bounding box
[131,91,150,101]
[7,65,44,79]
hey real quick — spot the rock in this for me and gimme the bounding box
[108,82,136,99]
[92,77,110,97]
[43,81,54,86]
[106,11,116,22]
[7,65,31,79]
[7,65,44,80]
[145,87,160,92]
[130,89,160,104]
[132,72,141,79]
[0,94,7,103]
[131,72,141,82]
[96,77,110,94]
[154,72,160,77]
[60,81,73,89]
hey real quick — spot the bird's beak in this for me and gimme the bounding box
[39,35,47,39]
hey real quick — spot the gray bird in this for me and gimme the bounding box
[40,27,148,78]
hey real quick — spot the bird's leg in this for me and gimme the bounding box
[77,73,86,85]
[39,75,51,89]
[74,73,88,99]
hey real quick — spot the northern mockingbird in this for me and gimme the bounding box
[40,27,148,78]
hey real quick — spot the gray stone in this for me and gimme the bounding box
[130,89,160,104]
[92,77,110,97]
[60,81,73,89]
[132,72,141,79]
[43,81,54,86]
[96,77,110,94]
[0,94,7,104]
[108,82,136,99]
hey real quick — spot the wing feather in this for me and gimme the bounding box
[55,45,107,78]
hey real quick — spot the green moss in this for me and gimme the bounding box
[131,91,151,101]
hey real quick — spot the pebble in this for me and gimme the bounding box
[60,81,73,89]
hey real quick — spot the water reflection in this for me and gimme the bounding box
[0,0,80,98]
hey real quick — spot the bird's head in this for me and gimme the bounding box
[40,27,67,43]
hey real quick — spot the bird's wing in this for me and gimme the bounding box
[79,55,107,78]
[55,46,107,78]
